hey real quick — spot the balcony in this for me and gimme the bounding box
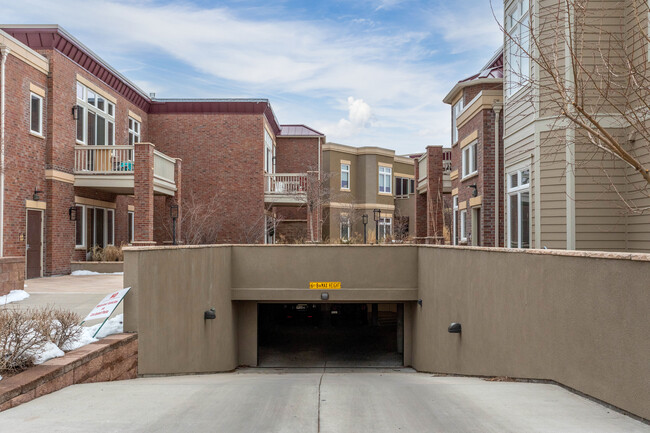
[417,155,452,194]
[74,145,177,196]
[264,173,307,205]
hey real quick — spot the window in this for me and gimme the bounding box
[452,196,458,245]
[128,117,140,145]
[410,179,415,194]
[378,217,392,240]
[76,82,115,146]
[506,0,530,96]
[395,177,411,198]
[340,215,351,241]
[460,209,467,242]
[128,211,134,244]
[75,205,85,248]
[378,166,392,194]
[341,163,350,190]
[107,209,114,245]
[84,206,116,249]
[462,141,478,178]
[451,98,464,144]
[507,168,530,248]
[264,129,274,173]
[30,93,43,135]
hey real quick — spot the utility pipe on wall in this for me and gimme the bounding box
[0,45,9,257]
[493,102,502,248]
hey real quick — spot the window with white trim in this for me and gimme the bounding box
[378,217,392,240]
[264,129,274,174]
[452,196,458,245]
[128,117,140,145]
[84,206,115,249]
[128,211,134,244]
[341,163,350,190]
[30,93,43,135]
[461,141,478,178]
[76,82,115,146]
[340,215,351,241]
[75,205,86,248]
[507,168,530,248]
[460,209,467,242]
[378,166,392,194]
[506,0,530,96]
[452,98,464,144]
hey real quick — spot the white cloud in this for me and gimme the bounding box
[374,0,407,11]
[323,97,373,138]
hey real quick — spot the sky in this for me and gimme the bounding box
[2,0,504,154]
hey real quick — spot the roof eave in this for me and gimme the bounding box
[442,78,503,105]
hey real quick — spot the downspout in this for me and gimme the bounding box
[493,102,502,247]
[0,45,9,257]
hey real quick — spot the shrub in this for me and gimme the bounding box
[102,245,123,262]
[38,307,83,350]
[0,309,49,372]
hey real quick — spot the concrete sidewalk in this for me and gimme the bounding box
[5,274,124,320]
[0,370,647,432]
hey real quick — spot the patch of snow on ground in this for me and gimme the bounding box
[71,270,123,276]
[33,341,65,365]
[0,289,30,305]
[87,314,124,339]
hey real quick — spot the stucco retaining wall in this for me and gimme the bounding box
[70,261,123,274]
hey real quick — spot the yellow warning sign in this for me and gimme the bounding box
[309,282,341,290]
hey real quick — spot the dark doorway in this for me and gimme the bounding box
[26,209,43,279]
[258,303,403,367]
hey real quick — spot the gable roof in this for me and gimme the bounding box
[278,124,325,137]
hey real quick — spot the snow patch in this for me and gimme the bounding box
[71,270,123,276]
[0,289,30,305]
[33,341,65,365]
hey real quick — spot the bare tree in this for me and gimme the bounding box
[496,0,650,213]
[163,190,221,245]
[298,168,339,243]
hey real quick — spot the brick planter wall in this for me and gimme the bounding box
[0,257,25,296]
[0,333,137,412]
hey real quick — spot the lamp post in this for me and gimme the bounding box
[170,204,179,245]
[362,214,368,244]
[373,209,381,244]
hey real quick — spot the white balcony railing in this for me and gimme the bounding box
[265,173,308,195]
[154,150,175,184]
[74,145,134,174]
[443,159,452,173]
[418,156,428,181]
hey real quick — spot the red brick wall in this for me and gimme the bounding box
[275,136,319,172]
[148,113,266,243]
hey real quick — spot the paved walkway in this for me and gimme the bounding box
[6,274,124,321]
[0,369,647,432]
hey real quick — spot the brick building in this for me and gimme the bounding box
[0,25,323,277]
[442,49,504,247]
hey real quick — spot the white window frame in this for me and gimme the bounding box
[341,163,350,190]
[75,204,86,249]
[85,206,115,248]
[128,211,134,244]
[30,92,43,136]
[378,166,392,194]
[452,98,464,144]
[395,177,411,198]
[507,167,531,248]
[107,209,115,246]
[76,82,115,146]
[378,217,392,240]
[506,0,531,97]
[460,209,467,242]
[340,215,351,241]
[452,196,458,246]
[461,141,478,178]
[128,117,141,146]
[264,129,275,174]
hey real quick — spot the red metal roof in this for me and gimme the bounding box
[279,125,324,137]
[458,49,503,83]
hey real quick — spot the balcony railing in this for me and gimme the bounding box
[443,159,452,173]
[74,145,134,174]
[265,173,308,195]
[418,156,428,181]
[154,150,175,184]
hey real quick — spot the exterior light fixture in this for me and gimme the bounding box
[373,209,381,243]
[469,184,478,197]
[68,206,78,221]
[204,308,216,320]
[362,214,368,244]
[33,190,44,201]
[170,204,179,245]
[72,105,80,120]
[448,322,462,333]
[321,292,329,301]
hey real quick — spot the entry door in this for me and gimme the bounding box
[26,210,43,279]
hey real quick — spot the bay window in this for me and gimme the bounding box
[507,168,530,248]
[506,0,530,96]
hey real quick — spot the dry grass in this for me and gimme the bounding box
[102,245,123,262]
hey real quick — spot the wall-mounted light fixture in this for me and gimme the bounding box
[321,292,329,301]
[68,206,78,221]
[71,105,80,120]
[448,322,462,333]
[204,308,216,320]
[469,184,478,197]
[33,190,44,201]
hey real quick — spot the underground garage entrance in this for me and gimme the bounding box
[258,303,404,367]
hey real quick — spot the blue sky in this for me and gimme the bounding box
[2,0,503,154]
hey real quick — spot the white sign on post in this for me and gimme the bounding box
[83,287,131,322]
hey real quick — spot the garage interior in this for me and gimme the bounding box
[257,303,404,367]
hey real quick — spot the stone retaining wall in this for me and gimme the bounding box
[0,257,25,296]
[0,333,137,411]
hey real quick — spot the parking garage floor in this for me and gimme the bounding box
[0,369,648,433]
